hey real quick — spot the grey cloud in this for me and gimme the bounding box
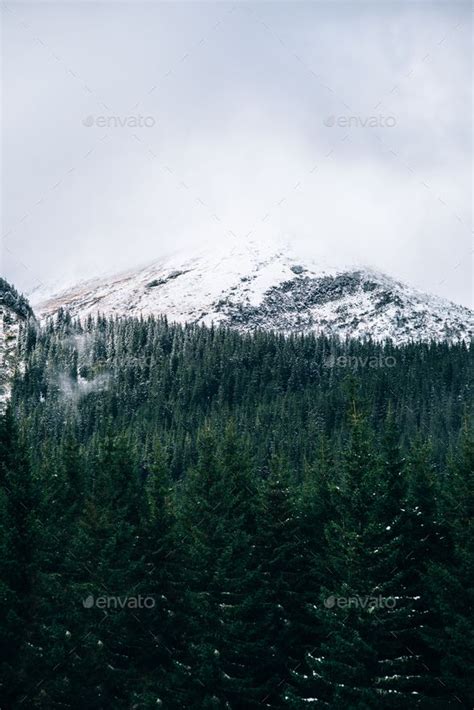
[2,0,472,307]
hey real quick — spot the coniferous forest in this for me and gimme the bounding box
[1,312,473,708]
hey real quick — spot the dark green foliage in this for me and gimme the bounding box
[0,315,472,708]
[423,422,474,708]
[0,277,34,319]
[0,406,44,706]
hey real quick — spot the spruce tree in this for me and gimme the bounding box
[287,405,428,708]
[0,406,43,706]
[424,421,474,707]
[254,456,316,708]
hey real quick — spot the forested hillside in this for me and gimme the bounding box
[0,313,472,708]
[0,278,35,410]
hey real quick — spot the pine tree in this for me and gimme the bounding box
[254,456,316,707]
[131,441,180,708]
[171,424,265,707]
[0,405,43,706]
[287,405,428,708]
[53,433,147,708]
[424,420,474,707]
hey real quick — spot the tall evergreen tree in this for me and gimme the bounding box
[254,456,317,707]
[287,405,429,708]
[0,406,42,706]
[424,421,474,707]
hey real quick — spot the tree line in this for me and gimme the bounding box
[0,313,472,708]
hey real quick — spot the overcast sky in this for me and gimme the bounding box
[1,0,472,307]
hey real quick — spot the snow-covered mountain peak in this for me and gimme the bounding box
[35,239,473,344]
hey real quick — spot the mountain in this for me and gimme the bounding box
[0,278,35,410]
[35,239,473,344]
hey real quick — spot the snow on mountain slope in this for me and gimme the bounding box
[0,279,35,411]
[34,239,473,344]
